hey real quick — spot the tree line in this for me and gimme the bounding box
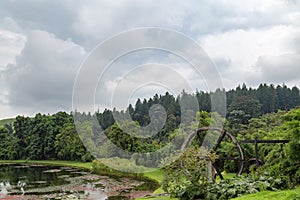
[0,112,92,161]
[0,83,300,162]
[96,83,300,137]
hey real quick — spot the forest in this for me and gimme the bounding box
[1,83,299,161]
[1,83,300,199]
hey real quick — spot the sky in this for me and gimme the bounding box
[0,0,300,119]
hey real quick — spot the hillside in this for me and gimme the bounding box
[0,118,15,127]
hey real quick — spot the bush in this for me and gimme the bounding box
[174,173,290,200]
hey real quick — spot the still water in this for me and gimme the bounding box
[0,164,157,200]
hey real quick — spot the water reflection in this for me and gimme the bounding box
[0,164,153,199]
[0,164,109,199]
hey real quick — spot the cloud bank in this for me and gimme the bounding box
[0,0,299,118]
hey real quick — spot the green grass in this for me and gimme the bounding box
[231,187,300,200]
[0,118,15,127]
[136,196,177,200]
[137,168,178,200]
[143,168,165,183]
[142,168,165,194]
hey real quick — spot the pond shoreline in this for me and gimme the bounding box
[0,160,161,199]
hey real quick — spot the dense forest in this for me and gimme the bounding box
[97,83,300,131]
[0,83,300,162]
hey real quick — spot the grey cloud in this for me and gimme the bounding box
[0,28,25,68]
[1,0,299,49]
[4,30,86,113]
[256,53,300,84]
[1,0,300,118]
[288,34,300,54]
[187,0,300,34]
[0,1,80,43]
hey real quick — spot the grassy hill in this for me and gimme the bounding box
[0,118,15,127]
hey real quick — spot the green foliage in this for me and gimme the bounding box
[0,126,19,159]
[196,111,211,127]
[280,109,300,186]
[165,107,300,199]
[1,84,300,191]
[228,95,262,125]
[162,146,216,198]
[0,112,92,162]
[96,84,300,145]
[175,173,290,200]
[96,109,115,130]
[232,186,300,200]
[251,108,300,187]
[0,118,15,127]
[206,174,290,199]
[231,108,300,188]
[55,123,85,160]
[216,142,240,172]
[1,83,300,199]
[103,121,160,159]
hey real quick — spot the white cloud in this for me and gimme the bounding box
[71,0,190,46]
[0,28,26,69]
[4,30,86,115]
[0,0,300,118]
[199,25,300,88]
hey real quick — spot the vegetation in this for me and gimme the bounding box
[92,159,146,177]
[162,147,216,199]
[0,112,93,161]
[232,186,300,200]
[143,169,165,183]
[161,106,300,199]
[0,118,15,127]
[1,83,300,162]
[1,83,300,199]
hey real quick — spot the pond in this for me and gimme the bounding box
[0,164,158,200]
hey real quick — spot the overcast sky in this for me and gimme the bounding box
[0,0,300,119]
